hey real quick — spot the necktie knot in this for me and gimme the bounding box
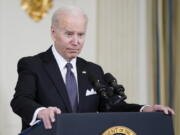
[66,63,73,70]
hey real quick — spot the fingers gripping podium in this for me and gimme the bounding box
[20,112,174,135]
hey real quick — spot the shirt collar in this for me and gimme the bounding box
[52,45,77,70]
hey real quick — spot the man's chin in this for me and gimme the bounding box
[68,55,78,60]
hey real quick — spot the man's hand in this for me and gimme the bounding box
[142,104,175,115]
[37,107,61,129]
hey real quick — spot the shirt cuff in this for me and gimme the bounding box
[140,105,152,112]
[29,107,46,126]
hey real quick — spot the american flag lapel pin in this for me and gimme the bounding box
[82,71,87,74]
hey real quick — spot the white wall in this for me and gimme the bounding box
[136,0,150,104]
[97,0,151,104]
[0,0,97,134]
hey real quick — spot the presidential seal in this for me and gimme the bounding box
[102,126,136,135]
[21,0,53,22]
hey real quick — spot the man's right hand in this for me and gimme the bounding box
[37,107,61,129]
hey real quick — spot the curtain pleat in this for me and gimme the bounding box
[173,0,180,134]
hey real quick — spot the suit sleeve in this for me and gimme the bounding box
[10,58,43,125]
[108,101,143,112]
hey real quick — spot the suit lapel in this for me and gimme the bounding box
[76,58,89,111]
[40,48,72,112]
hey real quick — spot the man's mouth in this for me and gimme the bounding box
[68,48,79,52]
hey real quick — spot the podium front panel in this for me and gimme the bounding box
[20,112,174,135]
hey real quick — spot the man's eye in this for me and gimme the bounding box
[65,32,73,36]
[79,33,85,37]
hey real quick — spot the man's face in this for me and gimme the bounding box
[51,14,87,61]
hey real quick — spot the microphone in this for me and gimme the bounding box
[88,73,115,111]
[88,73,126,112]
[104,73,127,101]
[88,74,108,100]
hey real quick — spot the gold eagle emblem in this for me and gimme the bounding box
[102,126,136,135]
[21,0,53,22]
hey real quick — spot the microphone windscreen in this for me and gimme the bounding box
[104,73,116,83]
[88,73,101,89]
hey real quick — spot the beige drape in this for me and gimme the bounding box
[155,0,180,134]
[173,0,180,134]
[155,0,169,105]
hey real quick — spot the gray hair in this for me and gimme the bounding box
[51,6,88,28]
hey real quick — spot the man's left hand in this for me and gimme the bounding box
[142,104,175,115]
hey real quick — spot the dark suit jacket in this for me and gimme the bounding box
[11,47,142,131]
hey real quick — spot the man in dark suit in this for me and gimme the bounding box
[11,6,174,131]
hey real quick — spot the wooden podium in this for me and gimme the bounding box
[20,112,174,135]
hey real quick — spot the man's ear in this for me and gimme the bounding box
[51,26,56,41]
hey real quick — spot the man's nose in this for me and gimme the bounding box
[72,35,79,45]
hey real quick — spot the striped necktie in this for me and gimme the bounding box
[65,63,78,112]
